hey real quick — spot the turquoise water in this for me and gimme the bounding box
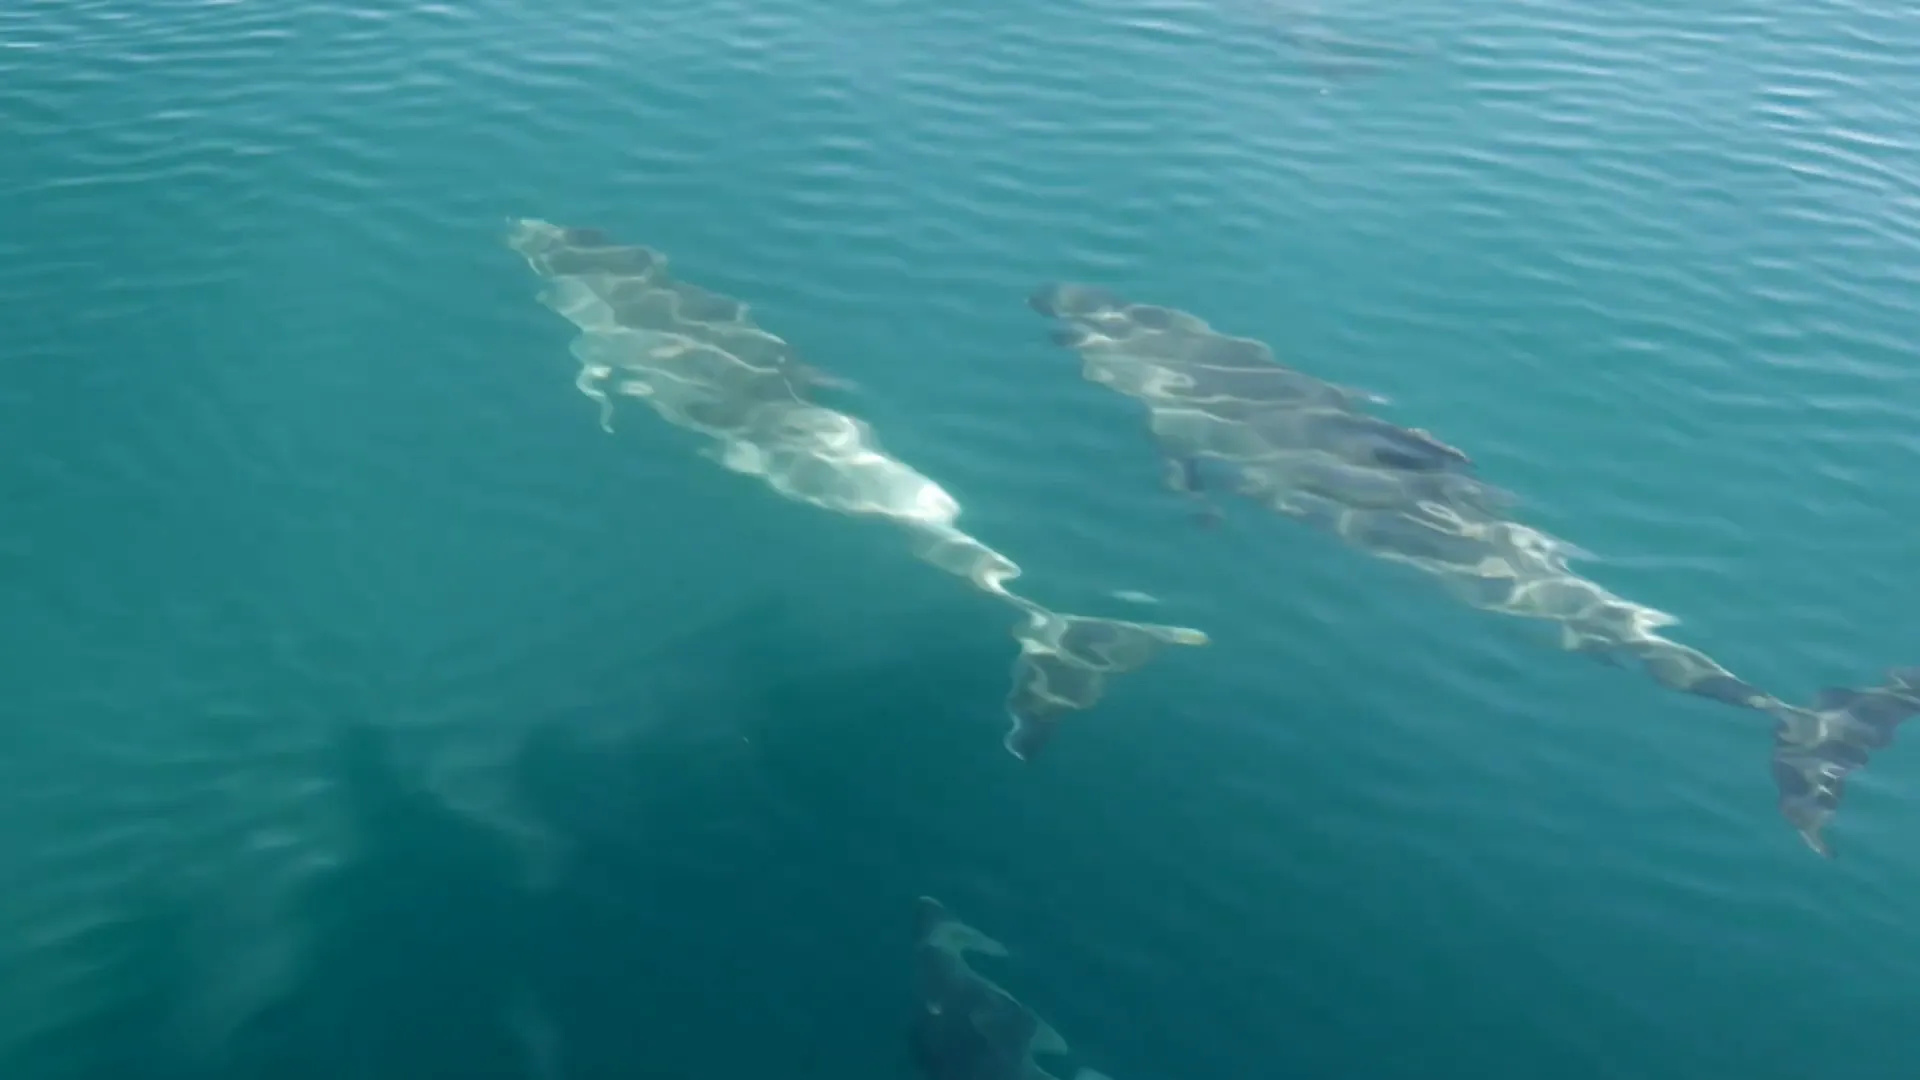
[3,0,1919,1076]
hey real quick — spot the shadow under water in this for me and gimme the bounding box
[0,586,1007,1080]
[0,714,564,1080]
[211,592,1019,1080]
[223,720,556,1080]
[220,594,819,1080]
[2,887,216,1080]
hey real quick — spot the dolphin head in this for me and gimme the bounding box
[1029,283,1122,319]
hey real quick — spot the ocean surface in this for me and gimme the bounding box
[2,0,1918,1077]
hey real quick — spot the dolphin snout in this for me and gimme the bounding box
[1029,282,1123,319]
[1028,285,1067,316]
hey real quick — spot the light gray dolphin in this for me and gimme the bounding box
[506,222,1207,760]
[1030,282,1919,856]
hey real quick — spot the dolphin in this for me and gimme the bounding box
[913,898,1107,1080]
[1030,282,1919,856]
[508,222,1207,761]
[1217,0,1432,82]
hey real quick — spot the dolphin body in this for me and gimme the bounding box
[506,222,1208,760]
[1029,282,1919,856]
[913,898,1108,1080]
[1214,0,1432,83]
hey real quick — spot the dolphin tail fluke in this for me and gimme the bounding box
[1004,613,1209,761]
[1770,666,1920,857]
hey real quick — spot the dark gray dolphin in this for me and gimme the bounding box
[913,898,1059,1080]
[1032,282,1919,856]
[913,898,1106,1080]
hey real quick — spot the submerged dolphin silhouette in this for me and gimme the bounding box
[1219,0,1432,82]
[1030,282,1919,856]
[913,898,1108,1080]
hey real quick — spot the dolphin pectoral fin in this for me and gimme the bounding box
[794,362,861,395]
[1156,455,1225,526]
[1028,1020,1068,1057]
[1561,629,1629,669]
[1557,624,1605,656]
[1049,324,1096,349]
[1557,539,1598,564]
[1581,646,1624,669]
[703,438,765,476]
[1770,667,1920,857]
[1472,481,1521,514]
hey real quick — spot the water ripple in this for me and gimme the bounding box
[4,0,1920,1074]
